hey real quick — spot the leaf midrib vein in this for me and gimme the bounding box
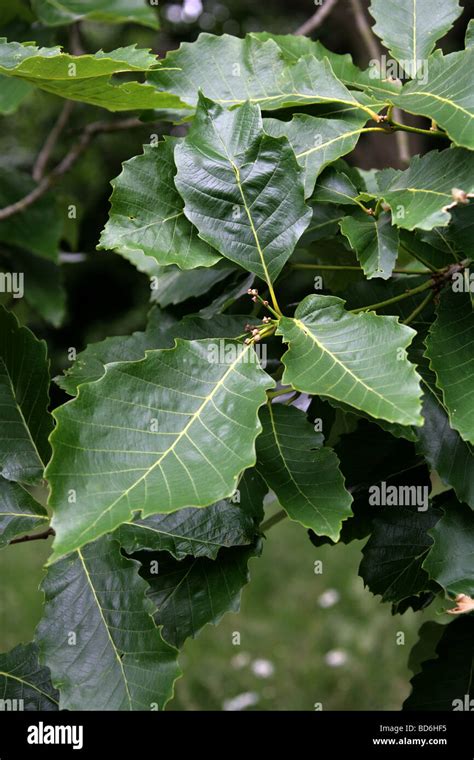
[77,548,133,710]
[74,343,252,543]
[292,317,411,418]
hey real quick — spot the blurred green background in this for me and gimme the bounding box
[0,514,442,710]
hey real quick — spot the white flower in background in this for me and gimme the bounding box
[223,692,260,711]
[165,0,203,23]
[182,0,203,22]
[164,4,181,22]
[318,589,340,608]
[251,658,275,678]
[324,649,348,667]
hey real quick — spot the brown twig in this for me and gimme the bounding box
[10,527,54,545]
[349,0,411,164]
[391,108,411,166]
[0,117,144,221]
[32,101,75,182]
[260,509,287,532]
[69,22,85,56]
[349,0,380,61]
[295,0,339,36]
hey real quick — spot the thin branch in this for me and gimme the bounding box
[352,262,467,313]
[349,0,413,164]
[69,22,85,56]
[10,527,54,545]
[267,386,294,399]
[261,509,287,532]
[0,117,144,221]
[352,279,435,312]
[392,108,411,167]
[295,0,339,36]
[32,100,75,182]
[289,264,432,274]
[349,0,380,61]
[402,290,434,325]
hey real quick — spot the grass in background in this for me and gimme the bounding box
[0,519,441,710]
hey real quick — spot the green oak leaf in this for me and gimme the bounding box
[197,272,255,318]
[310,421,430,548]
[31,0,159,29]
[148,34,379,118]
[393,591,438,615]
[277,295,423,426]
[252,32,401,99]
[99,138,220,269]
[46,338,274,562]
[392,49,474,149]
[374,148,474,230]
[0,39,187,112]
[0,643,58,710]
[174,96,311,284]
[299,204,345,244]
[0,306,52,484]
[369,0,462,77]
[312,166,361,205]
[336,420,426,495]
[359,507,441,603]
[410,335,474,508]
[398,229,453,271]
[439,203,474,259]
[340,211,399,280]
[425,289,474,445]
[325,397,417,443]
[139,539,262,648]
[36,536,180,710]
[423,498,474,597]
[55,314,175,396]
[466,19,474,48]
[115,467,265,559]
[263,112,368,198]
[404,617,474,710]
[0,75,31,113]
[55,312,249,396]
[255,404,352,541]
[0,478,48,548]
[149,265,235,308]
[417,392,474,508]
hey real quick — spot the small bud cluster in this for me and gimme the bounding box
[243,292,275,344]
